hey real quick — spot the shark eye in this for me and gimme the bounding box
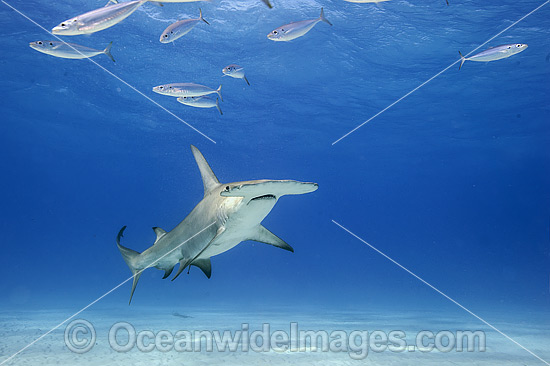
[225,186,230,191]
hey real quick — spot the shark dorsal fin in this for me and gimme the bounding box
[152,227,167,243]
[191,145,220,196]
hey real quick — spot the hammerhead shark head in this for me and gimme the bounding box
[117,145,318,304]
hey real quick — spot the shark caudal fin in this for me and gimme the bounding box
[459,51,466,70]
[191,145,221,196]
[320,8,332,26]
[116,226,143,305]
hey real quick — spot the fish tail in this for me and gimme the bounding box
[243,75,250,86]
[216,98,223,115]
[216,85,223,102]
[320,8,332,26]
[104,41,115,62]
[199,8,210,25]
[458,51,465,70]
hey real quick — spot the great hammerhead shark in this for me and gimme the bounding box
[117,145,318,304]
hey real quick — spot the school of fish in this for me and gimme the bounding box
[30,0,529,116]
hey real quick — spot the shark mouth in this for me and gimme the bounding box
[250,194,276,202]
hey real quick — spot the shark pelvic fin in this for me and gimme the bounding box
[248,225,294,252]
[191,145,220,196]
[152,227,167,243]
[162,266,175,279]
[192,258,212,278]
[116,226,144,305]
[171,257,192,281]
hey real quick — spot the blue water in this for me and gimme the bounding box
[1,0,549,364]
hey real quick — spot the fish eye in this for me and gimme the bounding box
[37,41,42,45]
[49,42,53,45]
[163,34,168,38]
[516,44,521,47]
[159,86,164,90]
[61,23,66,27]
[272,30,277,34]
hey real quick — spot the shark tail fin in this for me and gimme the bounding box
[459,51,465,70]
[320,8,332,26]
[116,226,143,305]
[104,41,115,62]
[199,8,209,25]
[191,145,220,196]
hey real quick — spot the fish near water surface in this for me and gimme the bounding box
[267,8,332,42]
[222,64,250,85]
[153,83,223,100]
[160,8,209,43]
[177,96,222,115]
[52,0,147,35]
[459,43,528,70]
[29,41,115,62]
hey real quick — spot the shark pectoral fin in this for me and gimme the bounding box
[249,225,294,253]
[192,258,212,278]
[191,145,221,196]
[172,257,192,281]
[162,265,175,279]
[152,227,167,243]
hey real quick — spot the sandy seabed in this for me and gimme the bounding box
[0,306,548,366]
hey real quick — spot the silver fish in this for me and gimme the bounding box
[459,43,528,70]
[160,9,209,43]
[267,8,332,42]
[52,0,147,35]
[153,83,222,100]
[29,40,115,62]
[177,96,222,115]
[222,64,250,86]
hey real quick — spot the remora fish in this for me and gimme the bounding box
[222,64,250,86]
[459,43,528,70]
[117,145,318,303]
[177,96,222,115]
[267,8,332,42]
[153,83,222,101]
[160,9,209,43]
[52,0,147,35]
[29,41,115,62]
